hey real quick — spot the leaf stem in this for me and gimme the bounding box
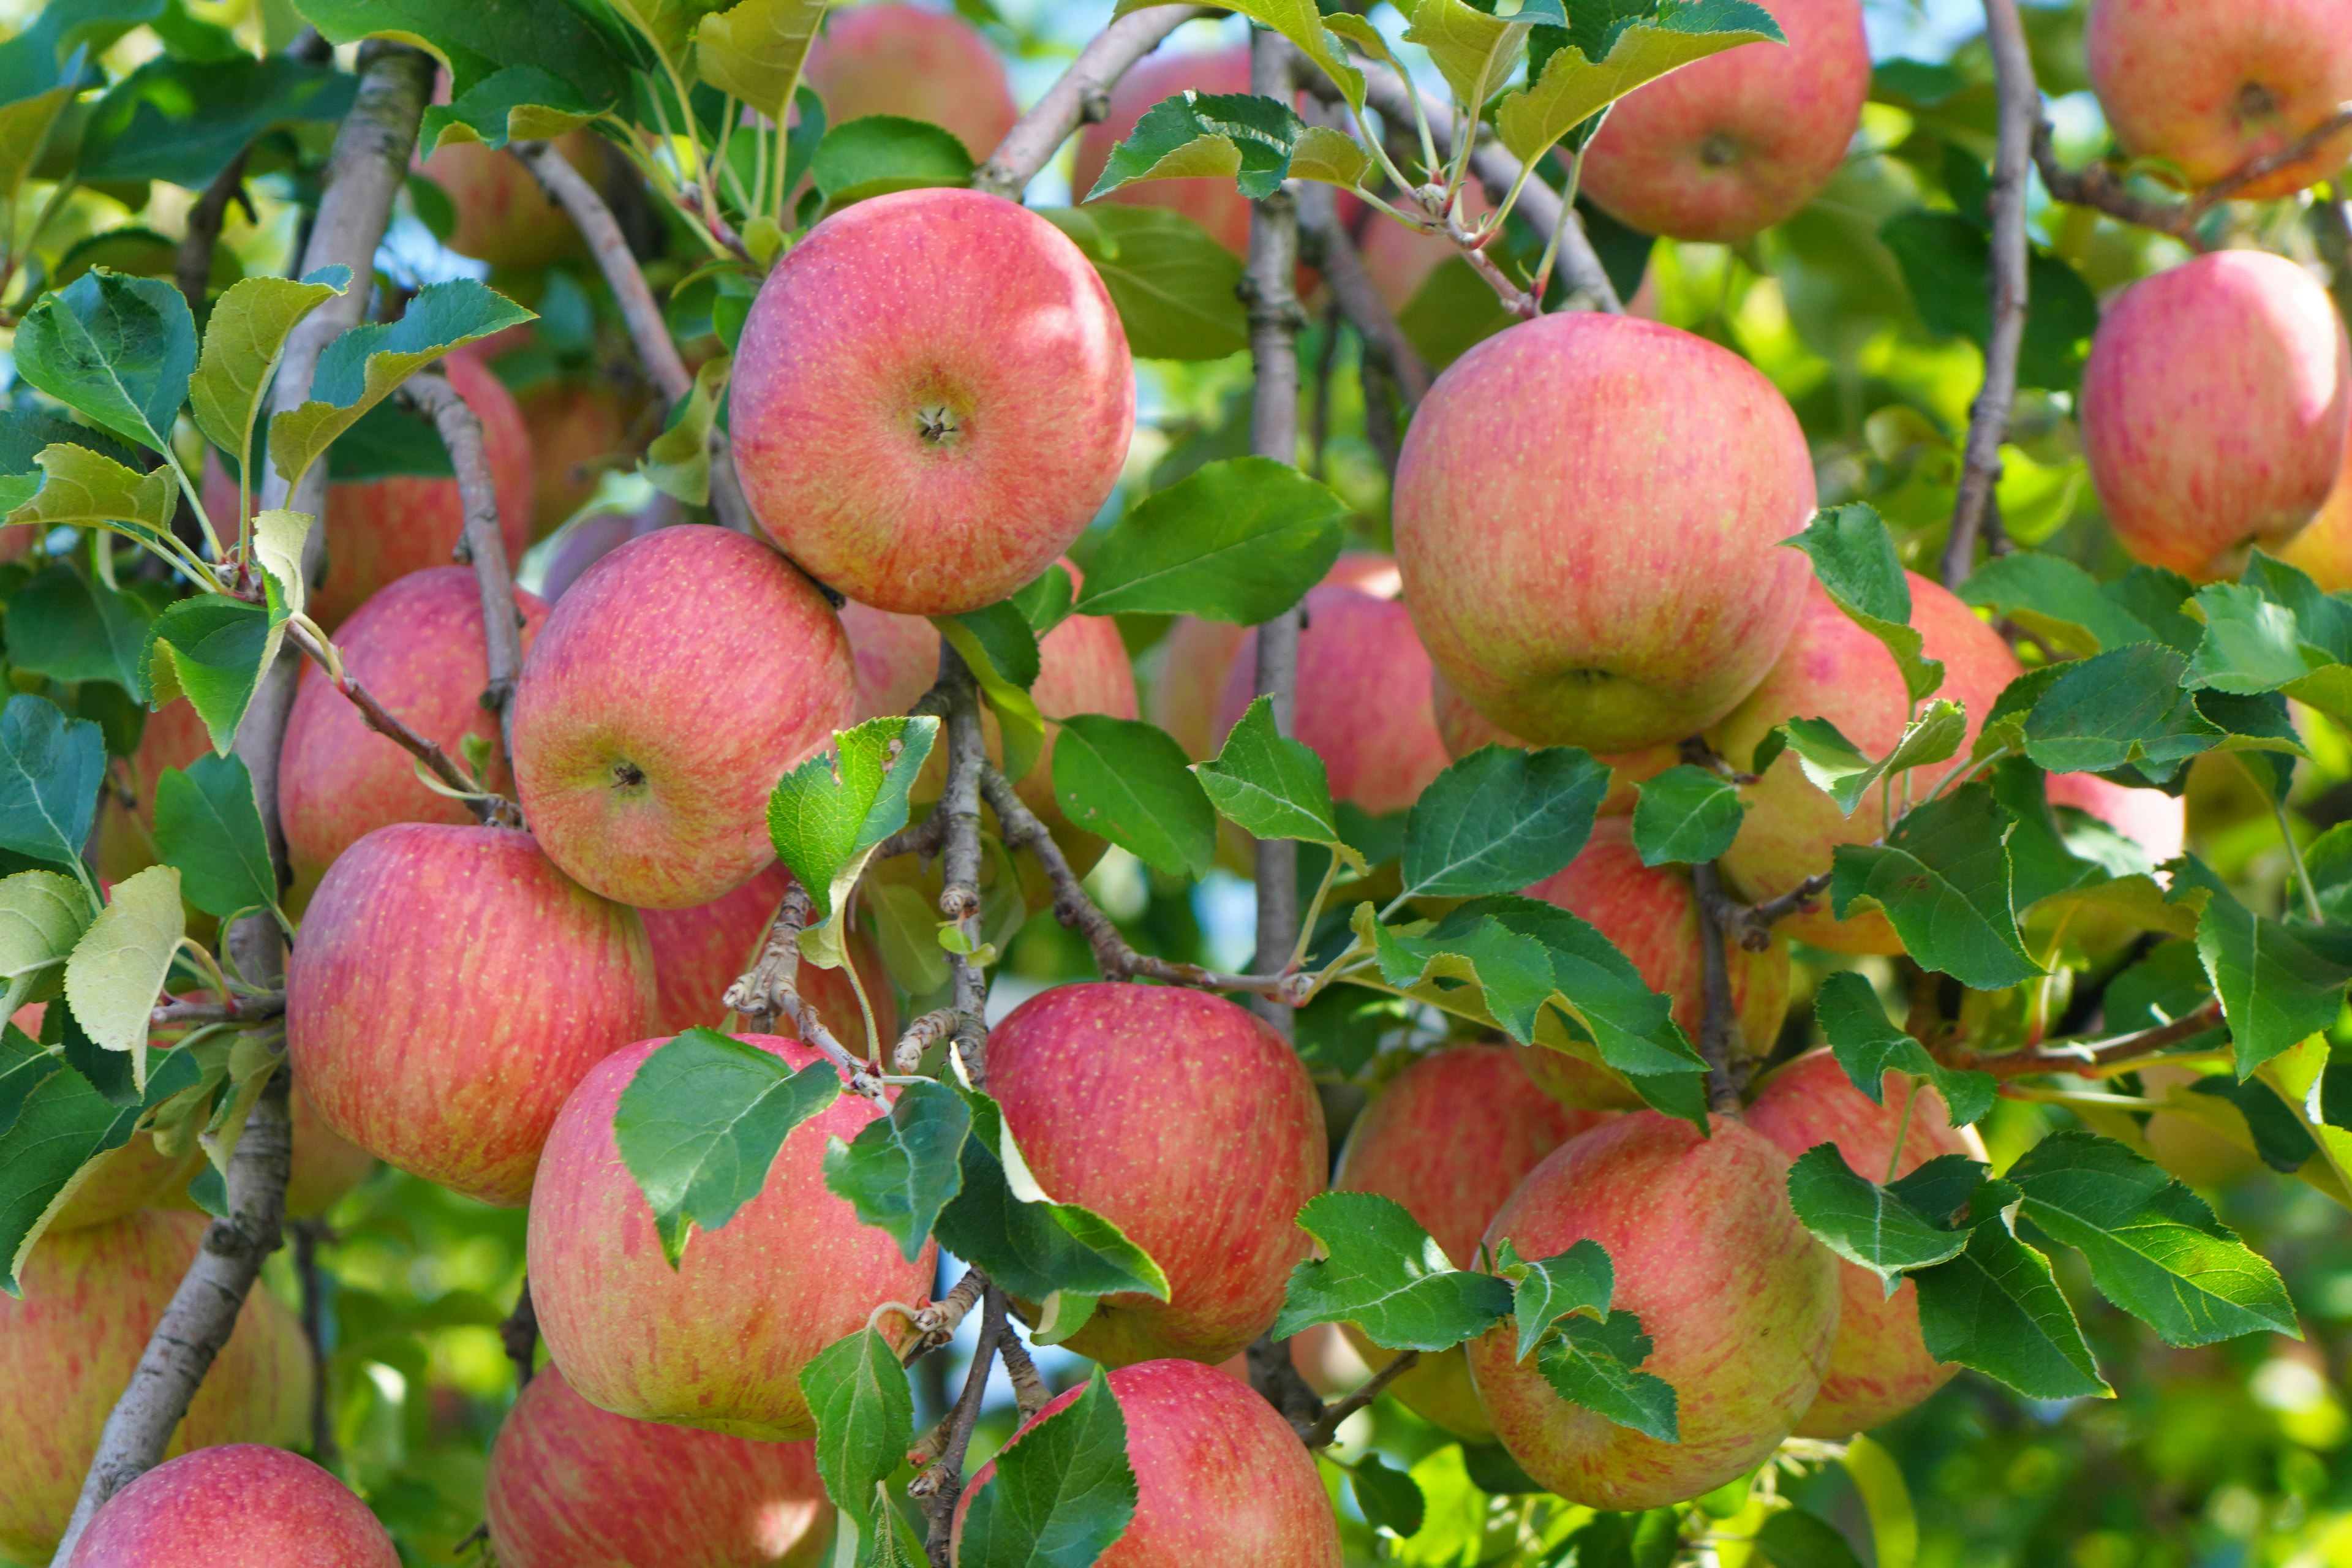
[2249,753,2324,923]
[1885,1076,1920,1184]
[1288,849,1344,973]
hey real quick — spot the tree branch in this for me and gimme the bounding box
[1688,862,1746,1114]
[996,1327,1050,1421]
[937,646,989,1030]
[403,371,525,767]
[152,992,285,1028]
[1246,1333,1327,1434]
[913,1283,1006,1566]
[1300,1349,1419,1448]
[1942,998,2226,1078]
[284,620,523,828]
[2185,102,2352,216]
[175,147,251,316]
[2310,182,2352,323]
[289,1219,337,1466]
[970,5,1206,200]
[2030,122,2199,243]
[723,880,894,1106]
[1942,0,2037,590]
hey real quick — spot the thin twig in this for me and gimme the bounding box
[499,1276,538,1389]
[175,147,252,315]
[1300,1350,1420,1448]
[2185,102,2352,216]
[900,1267,988,1365]
[1246,1333,1328,1434]
[1942,0,2037,589]
[970,6,1206,200]
[403,372,525,767]
[284,621,523,828]
[2031,122,2199,243]
[151,992,285,1028]
[723,881,893,1106]
[937,647,989,1028]
[914,1284,1006,1566]
[891,1008,981,1073]
[1688,863,1746,1114]
[289,1218,337,1466]
[1293,172,1430,407]
[1940,998,2226,1079]
[996,1330,1051,1422]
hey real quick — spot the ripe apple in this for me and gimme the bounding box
[2045,771,2187,865]
[1465,1112,1837,1510]
[1154,552,1400,761]
[1428,672,1678,817]
[285,823,657,1207]
[1393,313,1814,753]
[804,3,1019,160]
[639,861,894,1042]
[539,500,674,606]
[421,129,600,272]
[840,600,941,721]
[2275,426,2352,589]
[519,379,636,541]
[1746,1049,1979,1436]
[64,1444,396,1568]
[2085,0,2352,199]
[0,1211,310,1564]
[510,525,856,910]
[1578,0,1870,243]
[731,189,1133,617]
[986,983,1325,1366]
[953,1359,1342,1567]
[279,566,551,889]
[1071,45,1257,258]
[1521,815,1792,1096]
[1333,1044,1611,1438]
[528,1033,935,1440]
[2080,249,2351,581]
[486,1363,832,1568]
[1711,572,2023,954]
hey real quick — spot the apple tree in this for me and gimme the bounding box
[1,0,2351,1564]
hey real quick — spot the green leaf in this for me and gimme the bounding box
[957,1366,1137,1568]
[1784,700,1967,818]
[2021,643,2220,783]
[611,1028,843,1267]
[693,0,825,118]
[0,84,74,212]
[7,564,154,696]
[1400,0,1524,108]
[821,1079,969,1262]
[1959,551,2158,658]
[1010,565,1074,638]
[268,278,534,491]
[2005,1131,2296,1346]
[1754,1507,1867,1568]
[1785,1145,1988,1284]
[63,864,182,1095]
[1629,764,1746,867]
[419,64,599,152]
[187,269,350,481]
[1533,1310,1679,1444]
[1496,0,1784,167]
[641,352,730,507]
[139,595,283,756]
[1085,91,1363,202]
[1782,503,1944,703]
[152,753,277,922]
[935,606,1046,784]
[10,269,196,454]
[1195,695,1345,848]
[1038,205,1246,363]
[297,0,628,111]
[1812,969,1996,1126]
[1110,0,1362,107]
[1832,782,2042,991]
[1074,457,1348,624]
[0,695,105,874]
[1398,744,1611,899]
[0,871,90,1020]
[0,1040,200,1295]
[1272,1191,1516,1351]
[797,1327,914,1537]
[1493,1235,1613,1362]
[1348,1452,1425,1539]
[1050,715,1216,879]
[813,115,974,210]
[1912,1224,2108,1400]
[1879,209,2101,394]
[4,442,177,541]
[78,55,358,188]
[2185,867,2352,1077]
[766,715,940,970]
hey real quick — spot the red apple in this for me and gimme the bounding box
[519,379,636,541]
[954,1359,1341,1567]
[2080,249,2351,581]
[285,823,657,1207]
[2086,0,2352,199]
[1578,0,1869,243]
[510,526,856,910]
[1746,1049,1976,1436]
[1711,572,2023,954]
[539,501,673,606]
[639,861,894,1042]
[985,983,1325,1366]
[528,1033,935,1440]
[2275,424,2352,589]
[1465,1112,1837,1509]
[279,566,551,888]
[421,129,600,272]
[2045,771,2187,865]
[486,1363,832,1568]
[0,1212,310,1564]
[1333,1044,1611,1438]
[731,189,1133,616]
[1393,313,1814,753]
[804,4,1019,160]
[1427,672,1677,817]
[66,1445,396,1568]
[841,600,941,721]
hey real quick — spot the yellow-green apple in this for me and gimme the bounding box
[985,984,1325,1366]
[519,379,636,541]
[285,823,657,1207]
[1466,1112,1836,1509]
[2277,425,2352,589]
[1518,815,1791,1107]
[2086,0,2352,199]
[421,129,600,272]
[279,566,550,889]
[953,1359,1342,1567]
[804,3,1019,159]
[1428,673,1678,817]
[639,861,894,1042]
[2080,249,2351,581]
[840,600,941,721]
[511,525,855,909]
[1578,0,1868,243]
[1072,46,1256,257]
[1393,313,1814,753]
[1212,583,1452,816]
[64,1445,396,1568]
[1154,552,1401,761]
[528,1034,935,1439]
[1746,1050,1977,1436]
[486,1363,832,1568]
[1711,572,2022,954]
[731,190,1132,616]
[48,1131,193,1231]
[0,1211,310,1563]
[1333,1044,1611,1438]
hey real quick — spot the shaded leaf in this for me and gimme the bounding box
[1492,1235,1613,1362]
[1782,503,1943,701]
[1533,1311,1679,1443]
[797,1327,913,1536]
[151,752,277,921]
[813,114,973,209]
[1959,550,2158,658]
[1039,206,1246,363]
[1630,764,1745,867]
[1272,1191,1515,1351]
[1399,744,1610,898]
[10,269,195,453]
[0,696,105,874]
[0,1041,200,1294]
[821,1079,969,1262]
[1051,715,1216,880]
[1812,968,1996,1126]
[1832,782,2041,990]
[1785,1145,1986,1283]
[1912,1224,2109,1400]
[139,595,283,755]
